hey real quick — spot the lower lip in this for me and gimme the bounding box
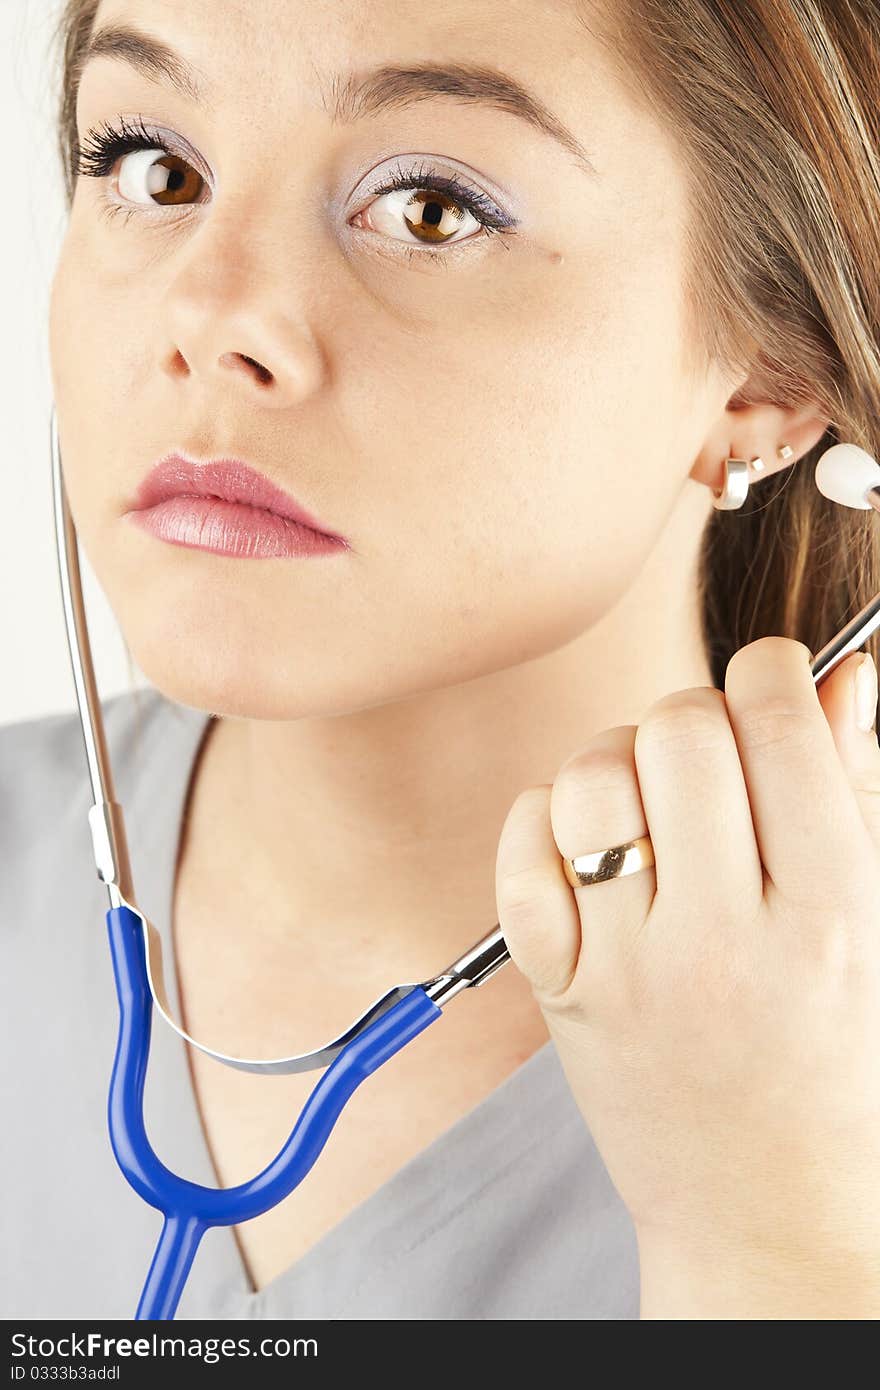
[125,496,348,558]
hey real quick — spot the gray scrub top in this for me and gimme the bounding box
[1,686,639,1320]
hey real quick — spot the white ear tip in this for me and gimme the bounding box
[814,443,880,509]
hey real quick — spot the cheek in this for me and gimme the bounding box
[49,240,96,553]
[48,227,137,552]
[339,278,691,677]
[464,265,696,658]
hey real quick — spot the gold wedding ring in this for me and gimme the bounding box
[562,834,655,888]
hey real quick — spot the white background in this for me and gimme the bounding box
[1,0,144,728]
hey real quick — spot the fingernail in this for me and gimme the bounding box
[854,653,878,732]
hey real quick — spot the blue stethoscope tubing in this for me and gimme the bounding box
[108,902,441,1320]
[50,403,880,1321]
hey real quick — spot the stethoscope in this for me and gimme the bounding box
[49,403,880,1320]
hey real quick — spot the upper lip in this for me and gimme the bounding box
[129,452,346,540]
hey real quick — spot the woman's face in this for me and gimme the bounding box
[50,0,733,720]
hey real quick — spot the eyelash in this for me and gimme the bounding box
[73,115,517,261]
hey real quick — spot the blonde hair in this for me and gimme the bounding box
[51,0,880,696]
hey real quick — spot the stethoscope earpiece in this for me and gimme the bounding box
[814,441,880,510]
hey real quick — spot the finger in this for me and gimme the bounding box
[724,636,876,909]
[495,784,582,1002]
[633,685,764,920]
[814,649,880,852]
[549,726,655,990]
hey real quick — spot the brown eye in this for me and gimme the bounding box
[357,185,483,246]
[117,147,207,208]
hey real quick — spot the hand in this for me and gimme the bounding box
[495,637,880,1318]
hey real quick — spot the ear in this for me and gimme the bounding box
[688,366,831,494]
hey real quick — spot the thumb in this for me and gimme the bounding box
[816,648,880,850]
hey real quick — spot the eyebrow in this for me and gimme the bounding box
[81,23,599,176]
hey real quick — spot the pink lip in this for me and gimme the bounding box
[124,453,351,559]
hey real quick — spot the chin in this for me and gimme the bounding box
[124,633,372,722]
[105,557,376,720]
[120,609,435,722]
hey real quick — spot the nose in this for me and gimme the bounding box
[159,214,327,409]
